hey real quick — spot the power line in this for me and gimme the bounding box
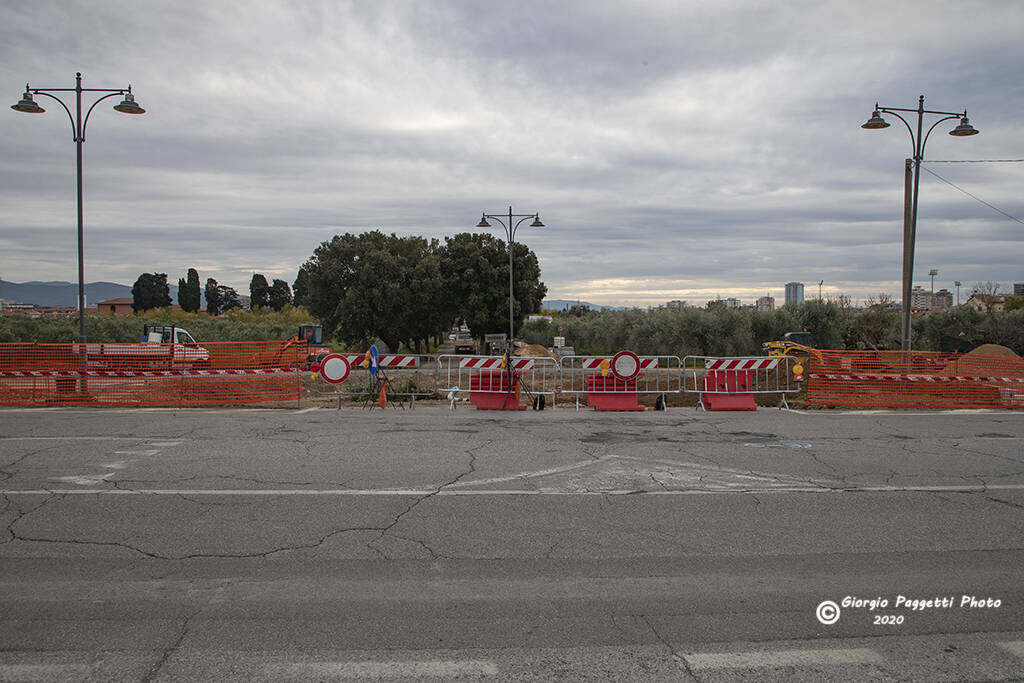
[925,159,1024,163]
[920,165,1024,226]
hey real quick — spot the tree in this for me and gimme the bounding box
[217,285,241,312]
[131,273,172,313]
[268,279,292,311]
[177,268,201,313]
[292,267,310,309]
[249,273,270,310]
[439,233,547,340]
[204,278,222,316]
[301,231,451,351]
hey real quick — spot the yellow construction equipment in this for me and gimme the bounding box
[761,331,821,363]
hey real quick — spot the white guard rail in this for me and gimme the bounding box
[682,355,802,409]
[559,355,683,410]
[436,354,559,409]
[312,353,438,408]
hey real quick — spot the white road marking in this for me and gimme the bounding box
[999,641,1024,657]
[0,436,138,441]
[295,407,320,414]
[684,647,883,670]
[112,450,160,457]
[5,483,1024,496]
[446,457,614,488]
[263,660,499,678]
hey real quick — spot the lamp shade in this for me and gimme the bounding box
[861,110,890,129]
[113,91,145,114]
[948,116,978,136]
[11,90,44,113]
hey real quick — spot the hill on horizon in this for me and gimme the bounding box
[0,279,179,307]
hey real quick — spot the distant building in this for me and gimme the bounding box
[664,300,685,310]
[93,297,134,316]
[911,286,932,311]
[1014,283,1024,296]
[933,289,953,310]
[966,293,1006,313]
[756,295,775,312]
[784,282,804,306]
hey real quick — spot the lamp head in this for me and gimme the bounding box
[948,114,978,137]
[476,214,491,228]
[861,107,890,130]
[113,90,145,114]
[529,215,544,228]
[11,88,44,114]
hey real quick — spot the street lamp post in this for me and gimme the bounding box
[861,95,977,351]
[475,207,544,357]
[928,268,939,309]
[955,280,962,305]
[12,72,146,343]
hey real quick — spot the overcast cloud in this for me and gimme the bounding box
[1,0,1022,307]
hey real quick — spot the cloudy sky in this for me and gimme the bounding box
[1,0,1022,307]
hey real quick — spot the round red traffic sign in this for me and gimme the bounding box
[611,350,641,381]
[319,353,351,384]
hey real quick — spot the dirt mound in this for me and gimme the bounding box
[963,343,1020,360]
[515,342,556,359]
[939,343,1024,377]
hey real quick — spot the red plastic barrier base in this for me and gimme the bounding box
[469,370,526,411]
[586,375,644,412]
[703,369,757,411]
[703,393,756,411]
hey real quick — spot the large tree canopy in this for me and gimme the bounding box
[440,232,547,340]
[301,230,546,351]
[301,231,450,351]
[131,273,172,313]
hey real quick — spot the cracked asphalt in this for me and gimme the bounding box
[1,405,1023,681]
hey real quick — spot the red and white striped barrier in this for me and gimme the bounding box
[810,373,1024,384]
[580,357,659,370]
[343,354,420,368]
[705,358,779,371]
[458,356,536,371]
[0,367,295,378]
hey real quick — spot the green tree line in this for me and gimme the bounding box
[522,301,1024,356]
[0,308,312,344]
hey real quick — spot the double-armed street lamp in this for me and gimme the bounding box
[12,72,146,343]
[475,207,544,357]
[861,95,978,351]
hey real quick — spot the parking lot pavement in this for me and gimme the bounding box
[1,406,1022,680]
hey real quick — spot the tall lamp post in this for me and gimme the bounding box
[12,72,146,343]
[955,280,962,305]
[861,95,977,351]
[475,207,544,356]
[928,268,939,309]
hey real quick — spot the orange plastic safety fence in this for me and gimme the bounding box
[0,340,306,406]
[807,350,1024,409]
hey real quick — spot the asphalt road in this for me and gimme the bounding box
[1,405,1023,681]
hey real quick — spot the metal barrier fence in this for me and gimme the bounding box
[683,356,801,409]
[311,353,438,408]
[0,341,304,406]
[436,355,559,409]
[807,350,1024,409]
[559,355,682,410]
